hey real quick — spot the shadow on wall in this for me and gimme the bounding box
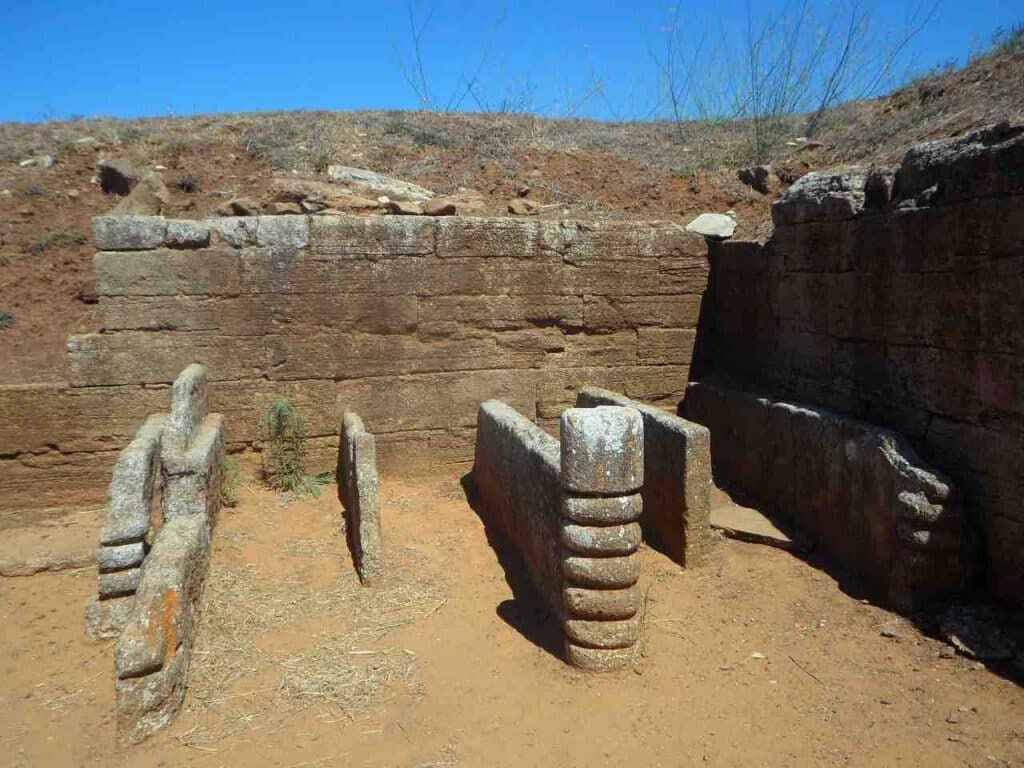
[459,472,565,661]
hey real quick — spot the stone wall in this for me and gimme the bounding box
[691,123,1024,604]
[0,213,706,512]
[683,381,962,610]
[472,400,645,671]
[576,386,711,567]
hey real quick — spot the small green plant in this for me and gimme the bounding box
[219,456,241,509]
[260,398,308,493]
[0,311,13,330]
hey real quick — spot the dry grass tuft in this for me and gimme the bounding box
[181,546,447,746]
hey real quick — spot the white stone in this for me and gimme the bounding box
[685,213,736,240]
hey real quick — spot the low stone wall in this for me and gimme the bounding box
[576,386,711,567]
[339,411,382,585]
[682,381,962,610]
[473,400,644,671]
[1,212,706,513]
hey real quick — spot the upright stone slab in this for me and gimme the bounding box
[339,411,383,585]
[85,413,166,640]
[577,387,712,567]
[558,406,645,671]
[163,363,208,457]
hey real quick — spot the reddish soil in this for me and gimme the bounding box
[2,475,1022,767]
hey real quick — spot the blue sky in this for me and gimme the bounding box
[0,1,1018,123]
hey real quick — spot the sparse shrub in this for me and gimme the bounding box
[992,23,1024,54]
[219,456,241,509]
[0,311,13,329]
[174,174,199,193]
[260,398,308,493]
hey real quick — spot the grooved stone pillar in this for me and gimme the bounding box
[559,406,644,671]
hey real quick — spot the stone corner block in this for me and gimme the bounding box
[92,215,168,251]
[560,406,643,494]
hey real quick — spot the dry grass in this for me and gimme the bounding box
[180,547,447,747]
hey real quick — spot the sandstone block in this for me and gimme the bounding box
[98,541,146,572]
[567,642,640,672]
[561,494,642,526]
[563,585,639,620]
[561,521,642,556]
[94,248,241,297]
[565,614,642,649]
[256,215,309,250]
[560,406,643,494]
[165,219,210,248]
[92,215,167,250]
[563,554,640,589]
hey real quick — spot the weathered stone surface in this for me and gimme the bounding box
[163,364,208,457]
[567,642,640,672]
[565,614,642,649]
[327,165,435,203]
[92,215,167,251]
[162,415,225,520]
[84,594,134,641]
[896,121,1024,205]
[561,521,641,556]
[682,381,962,610]
[310,214,436,257]
[207,216,258,247]
[99,566,142,597]
[94,248,240,297]
[563,554,640,589]
[256,214,309,250]
[98,541,146,572]
[685,213,736,239]
[563,585,639,620]
[560,406,643,495]
[578,387,712,567]
[473,400,564,619]
[100,414,165,546]
[339,411,383,586]
[115,514,210,744]
[772,171,867,225]
[561,494,642,526]
[164,219,210,249]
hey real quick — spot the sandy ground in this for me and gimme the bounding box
[2,474,1023,768]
